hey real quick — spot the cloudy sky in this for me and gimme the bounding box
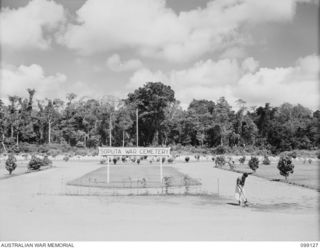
[0,0,319,110]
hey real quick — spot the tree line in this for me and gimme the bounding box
[0,82,319,154]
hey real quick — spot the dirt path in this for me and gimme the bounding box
[0,161,318,241]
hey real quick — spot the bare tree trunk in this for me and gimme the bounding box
[84,133,88,147]
[2,134,7,153]
[136,108,138,147]
[40,126,44,142]
[11,125,13,138]
[48,120,51,144]
[109,115,112,146]
[122,130,125,147]
[16,132,19,146]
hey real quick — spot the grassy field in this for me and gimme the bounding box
[219,159,319,191]
[68,165,201,188]
[1,156,319,191]
[0,160,53,180]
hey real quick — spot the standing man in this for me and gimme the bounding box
[235,173,249,206]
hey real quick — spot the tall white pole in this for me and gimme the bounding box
[109,114,112,146]
[122,130,125,147]
[136,108,138,147]
[160,156,163,183]
[107,157,110,184]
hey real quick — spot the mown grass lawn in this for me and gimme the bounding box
[222,160,319,191]
[68,165,201,188]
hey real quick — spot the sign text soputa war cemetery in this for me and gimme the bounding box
[98,147,171,156]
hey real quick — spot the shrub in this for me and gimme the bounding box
[214,145,225,154]
[5,154,17,175]
[63,156,69,162]
[262,155,271,165]
[256,148,271,156]
[213,145,231,155]
[75,141,85,148]
[121,156,126,163]
[28,155,43,170]
[226,158,235,170]
[37,145,49,154]
[211,156,215,162]
[248,157,259,172]
[308,158,312,164]
[75,149,88,156]
[22,153,29,160]
[42,155,52,166]
[185,156,190,162]
[194,154,200,160]
[61,142,72,153]
[167,157,174,163]
[277,156,294,180]
[19,143,38,153]
[48,150,59,157]
[215,156,225,167]
[86,136,100,148]
[162,157,166,163]
[88,150,98,156]
[9,144,20,153]
[239,156,246,165]
[137,158,140,165]
[100,158,106,164]
[288,151,297,159]
[317,153,320,160]
[112,158,117,165]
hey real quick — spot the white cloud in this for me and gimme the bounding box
[241,57,259,73]
[236,54,320,110]
[0,0,65,50]
[220,47,247,59]
[129,58,241,107]
[0,64,67,100]
[58,0,309,62]
[171,59,241,87]
[127,68,168,90]
[0,64,100,101]
[128,55,319,110]
[106,54,143,72]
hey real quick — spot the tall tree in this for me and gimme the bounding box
[126,82,175,146]
[214,97,234,146]
[116,106,134,147]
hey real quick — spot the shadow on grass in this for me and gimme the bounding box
[227,202,240,206]
[0,165,54,180]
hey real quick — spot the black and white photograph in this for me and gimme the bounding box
[0,0,319,245]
